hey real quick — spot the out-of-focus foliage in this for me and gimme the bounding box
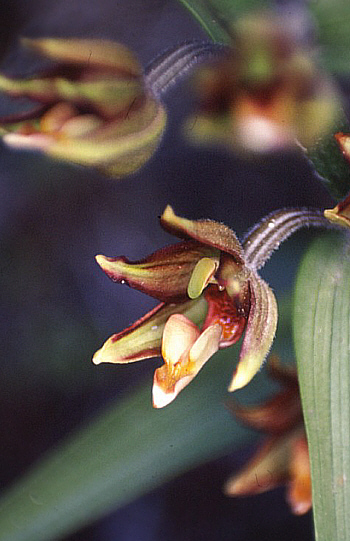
[309,0,350,75]
[0,348,259,541]
[177,0,270,42]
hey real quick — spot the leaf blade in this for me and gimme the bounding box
[0,352,254,541]
[293,232,350,541]
[176,0,270,43]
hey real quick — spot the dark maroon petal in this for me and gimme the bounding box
[228,385,302,434]
[96,240,219,302]
[160,205,245,264]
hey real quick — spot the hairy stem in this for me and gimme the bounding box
[144,40,226,98]
[243,208,339,271]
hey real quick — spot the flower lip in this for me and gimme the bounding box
[152,315,222,408]
[202,284,249,348]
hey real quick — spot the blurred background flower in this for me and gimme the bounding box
[0,37,166,177]
[185,11,340,153]
[225,357,311,516]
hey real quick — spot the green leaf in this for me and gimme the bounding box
[176,0,270,43]
[310,0,350,75]
[0,351,256,541]
[294,232,350,541]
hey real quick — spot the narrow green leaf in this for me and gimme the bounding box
[0,351,255,541]
[294,232,350,541]
[176,0,270,43]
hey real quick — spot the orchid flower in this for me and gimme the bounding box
[0,38,226,177]
[184,12,339,153]
[0,38,166,177]
[225,357,311,516]
[93,206,332,408]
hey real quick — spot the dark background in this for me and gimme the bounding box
[0,1,336,539]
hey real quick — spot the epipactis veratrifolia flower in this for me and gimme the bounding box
[93,206,331,408]
[184,12,339,153]
[225,357,311,516]
[0,38,166,177]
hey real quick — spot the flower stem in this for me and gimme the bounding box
[243,208,339,271]
[144,40,226,98]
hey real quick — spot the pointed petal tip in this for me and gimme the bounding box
[324,208,337,223]
[161,204,244,262]
[290,500,312,516]
[92,336,126,366]
[324,207,350,229]
[152,383,176,409]
[161,204,175,223]
[92,339,130,365]
[95,254,108,268]
[20,37,36,49]
[228,370,251,392]
[2,132,52,151]
[94,254,122,279]
[223,477,243,496]
[92,349,103,365]
[228,352,265,392]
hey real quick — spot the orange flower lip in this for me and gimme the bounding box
[203,285,249,347]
